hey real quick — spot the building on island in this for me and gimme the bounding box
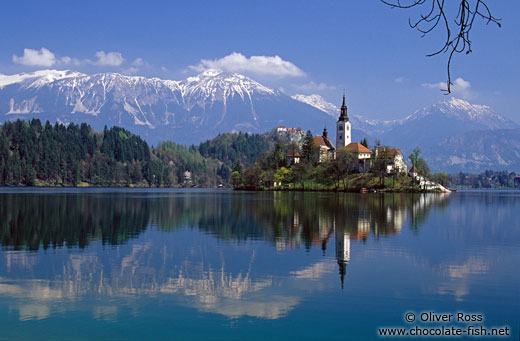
[409,165,418,178]
[313,127,336,162]
[374,147,407,174]
[276,126,305,145]
[343,142,372,172]
[307,94,416,176]
[286,151,301,166]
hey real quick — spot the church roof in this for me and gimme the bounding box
[376,147,402,159]
[337,93,349,122]
[314,135,335,150]
[410,165,418,173]
[344,142,371,153]
[387,148,402,156]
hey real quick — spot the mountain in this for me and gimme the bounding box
[424,129,520,172]
[0,69,337,145]
[292,94,520,171]
[292,94,400,136]
[2,70,518,171]
[380,98,518,149]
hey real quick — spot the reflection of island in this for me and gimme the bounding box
[0,191,450,253]
[1,190,509,323]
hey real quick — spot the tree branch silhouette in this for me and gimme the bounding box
[381,0,501,94]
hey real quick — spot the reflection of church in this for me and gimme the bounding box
[335,229,350,289]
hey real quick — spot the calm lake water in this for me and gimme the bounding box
[0,188,518,340]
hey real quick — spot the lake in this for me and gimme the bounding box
[0,188,518,340]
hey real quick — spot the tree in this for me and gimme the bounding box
[360,137,369,148]
[372,147,391,187]
[291,161,310,190]
[243,164,262,189]
[274,167,291,186]
[416,158,431,177]
[408,147,421,168]
[433,171,450,187]
[301,130,315,162]
[268,141,286,169]
[233,160,243,174]
[382,0,501,93]
[335,149,357,189]
[230,171,243,189]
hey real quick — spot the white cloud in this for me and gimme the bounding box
[122,67,139,75]
[394,76,405,83]
[132,58,144,66]
[12,48,56,67]
[422,77,473,99]
[190,52,305,77]
[12,48,128,68]
[293,81,335,92]
[60,56,81,65]
[92,51,124,66]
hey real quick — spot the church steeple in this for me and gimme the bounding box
[338,93,349,122]
[336,93,351,149]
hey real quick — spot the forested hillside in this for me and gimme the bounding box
[0,120,274,187]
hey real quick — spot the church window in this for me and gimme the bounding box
[347,125,349,131]
[339,126,343,131]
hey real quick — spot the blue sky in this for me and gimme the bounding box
[1,0,518,121]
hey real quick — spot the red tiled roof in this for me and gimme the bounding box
[387,148,402,156]
[344,142,371,153]
[376,147,402,159]
[313,135,335,150]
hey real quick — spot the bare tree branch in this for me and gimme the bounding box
[382,0,501,94]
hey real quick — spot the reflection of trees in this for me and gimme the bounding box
[0,193,150,250]
[0,191,450,251]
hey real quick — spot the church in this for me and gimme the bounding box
[313,94,405,174]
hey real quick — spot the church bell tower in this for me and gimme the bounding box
[336,94,351,149]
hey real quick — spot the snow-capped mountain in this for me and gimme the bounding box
[1,70,518,171]
[380,97,518,149]
[291,94,519,171]
[292,94,516,138]
[0,69,335,144]
[399,97,515,130]
[291,94,338,118]
[291,94,400,135]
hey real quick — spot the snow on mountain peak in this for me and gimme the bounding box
[0,69,86,89]
[291,94,338,117]
[183,69,276,102]
[405,97,516,130]
[199,68,222,77]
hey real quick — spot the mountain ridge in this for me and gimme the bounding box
[1,69,339,144]
[1,69,519,171]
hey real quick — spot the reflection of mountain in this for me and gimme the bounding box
[0,190,516,328]
[0,232,301,321]
[0,191,450,251]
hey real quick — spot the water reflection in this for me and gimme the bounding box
[0,191,450,251]
[0,191,453,321]
[0,190,517,334]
